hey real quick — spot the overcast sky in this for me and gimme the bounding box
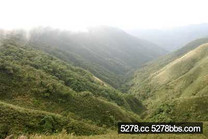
[0,0,208,31]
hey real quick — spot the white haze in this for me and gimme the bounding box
[0,0,208,31]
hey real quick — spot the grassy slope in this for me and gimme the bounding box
[0,39,143,137]
[129,39,208,124]
[149,43,208,99]
[132,43,208,102]
[130,38,208,100]
[28,27,166,89]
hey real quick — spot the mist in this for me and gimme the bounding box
[1,0,208,138]
[1,0,208,31]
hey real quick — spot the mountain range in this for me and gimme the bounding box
[129,23,208,51]
[1,26,208,138]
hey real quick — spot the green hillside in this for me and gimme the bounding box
[2,30,208,138]
[0,101,105,138]
[28,27,166,89]
[130,39,208,124]
[0,38,143,138]
[130,38,208,99]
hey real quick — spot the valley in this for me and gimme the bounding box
[0,28,208,139]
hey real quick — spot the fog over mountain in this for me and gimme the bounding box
[128,23,208,51]
[1,0,208,138]
[28,26,167,89]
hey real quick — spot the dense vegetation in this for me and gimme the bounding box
[0,101,106,138]
[0,38,143,138]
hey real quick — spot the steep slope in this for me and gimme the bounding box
[130,40,208,123]
[0,39,143,137]
[129,23,208,51]
[150,42,208,99]
[28,26,166,89]
[130,38,208,99]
